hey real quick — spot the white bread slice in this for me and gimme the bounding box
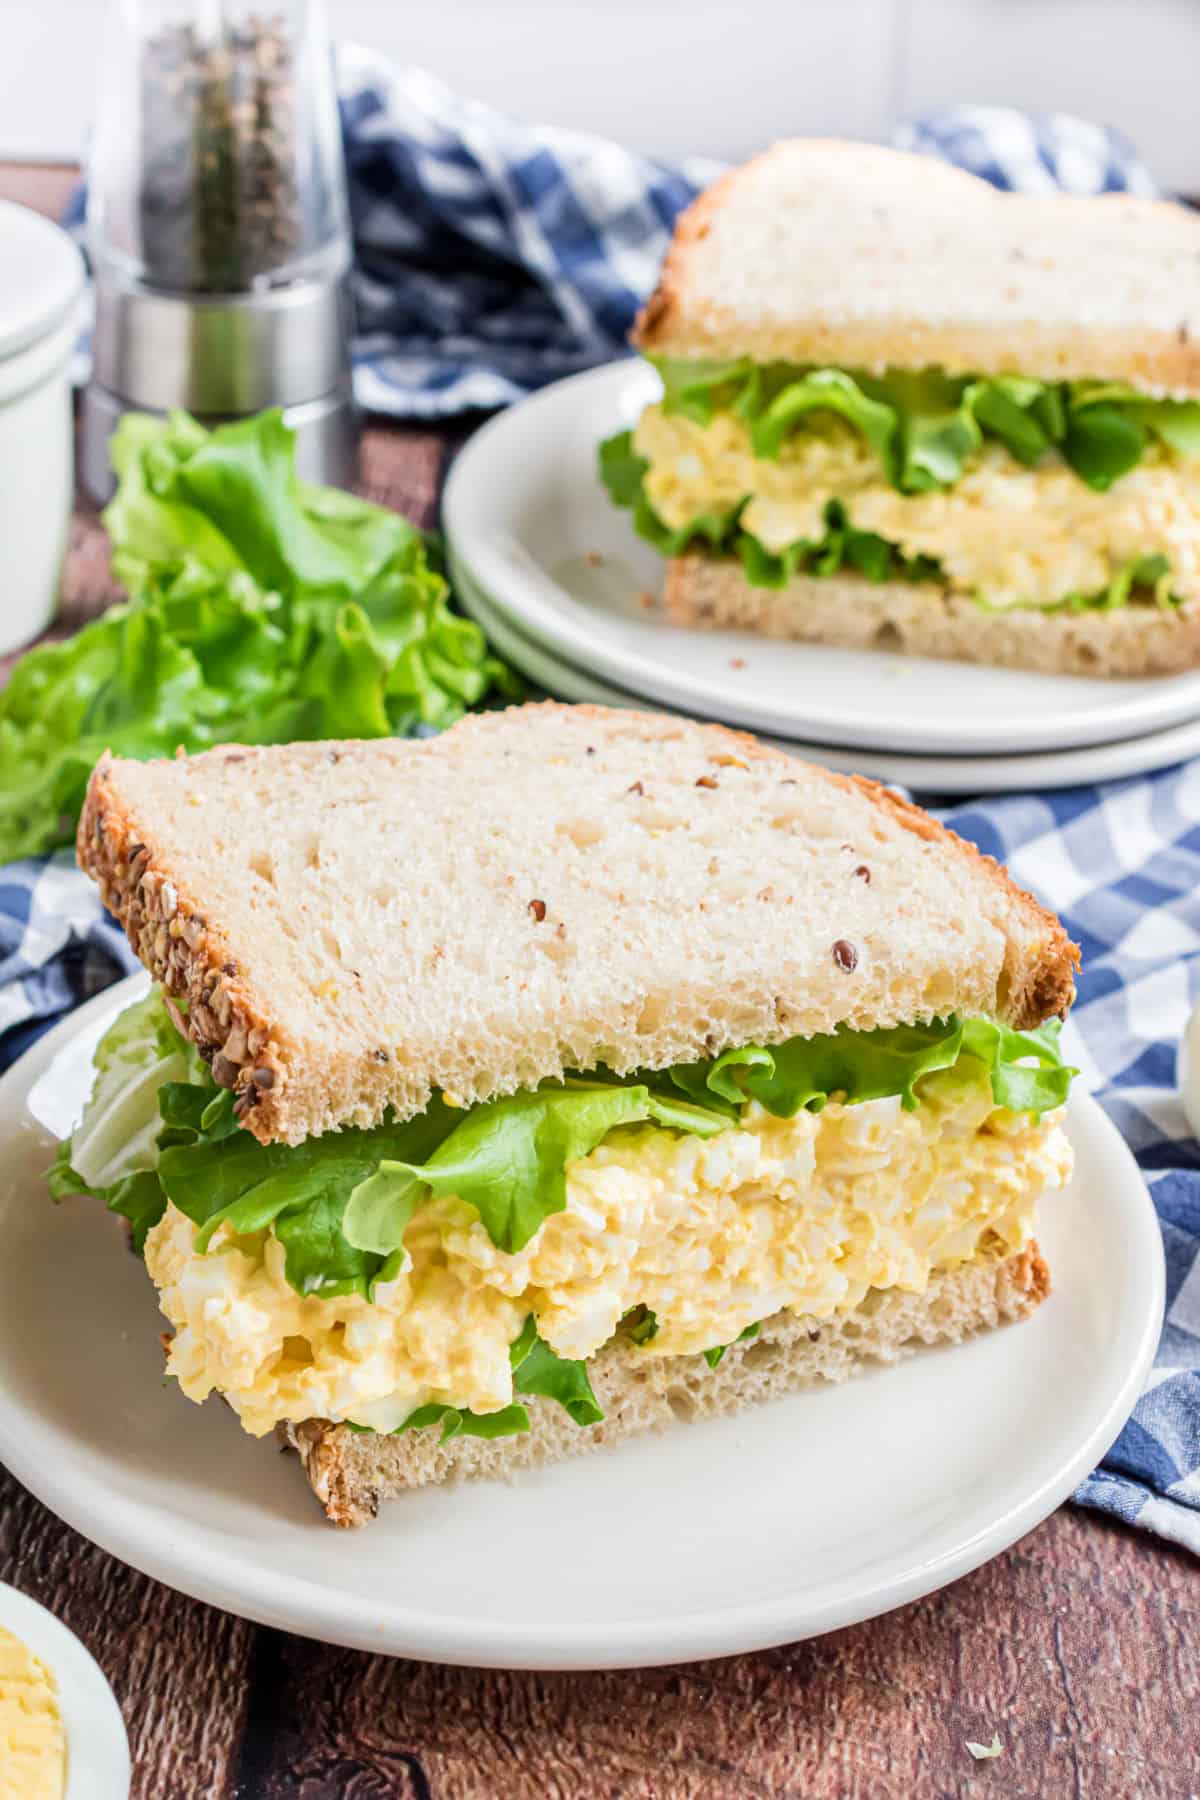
[666,556,1200,678]
[635,140,1200,395]
[281,1242,1049,1526]
[78,705,1077,1147]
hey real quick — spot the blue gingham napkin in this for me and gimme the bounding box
[42,83,1195,1552]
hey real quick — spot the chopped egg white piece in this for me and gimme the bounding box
[145,1076,1072,1437]
[633,404,1200,609]
[0,1627,65,1800]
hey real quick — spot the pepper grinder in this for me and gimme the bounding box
[82,0,357,501]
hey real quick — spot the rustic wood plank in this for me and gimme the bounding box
[229,1508,1199,1800]
[0,1463,255,1798]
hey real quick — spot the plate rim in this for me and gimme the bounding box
[454,554,1200,795]
[0,977,1165,1670]
[443,358,1200,757]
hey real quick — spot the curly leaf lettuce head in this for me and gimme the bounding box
[0,409,513,862]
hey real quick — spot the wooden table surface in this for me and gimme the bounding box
[1,164,1197,1800]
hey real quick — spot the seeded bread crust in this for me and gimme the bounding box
[635,140,1200,394]
[665,556,1200,678]
[280,1243,1050,1526]
[77,705,1077,1145]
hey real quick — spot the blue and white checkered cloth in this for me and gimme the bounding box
[48,83,1196,1549]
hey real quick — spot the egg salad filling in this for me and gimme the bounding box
[600,357,1200,610]
[51,991,1075,1444]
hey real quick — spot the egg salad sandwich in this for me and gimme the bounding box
[599,140,1200,676]
[54,703,1079,1526]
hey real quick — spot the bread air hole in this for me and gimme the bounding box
[636,995,665,1032]
[636,806,687,833]
[248,850,276,885]
[558,817,606,849]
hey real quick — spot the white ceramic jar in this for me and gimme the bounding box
[0,202,85,657]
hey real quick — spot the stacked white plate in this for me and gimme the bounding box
[444,361,1200,793]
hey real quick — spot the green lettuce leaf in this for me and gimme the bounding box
[668,1015,1073,1120]
[624,1305,660,1345]
[103,1170,173,1255]
[648,355,1200,493]
[703,1322,760,1369]
[391,1402,531,1443]
[1062,403,1147,491]
[597,429,656,507]
[44,986,202,1247]
[0,409,512,862]
[960,1017,1075,1114]
[750,370,897,465]
[656,356,757,423]
[157,1095,461,1298]
[509,1313,604,1425]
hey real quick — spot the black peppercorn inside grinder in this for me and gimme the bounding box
[82,0,357,500]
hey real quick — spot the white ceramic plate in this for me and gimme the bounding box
[458,562,1200,795]
[0,1582,129,1798]
[0,978,1163,1671]
[443,359,1200,757]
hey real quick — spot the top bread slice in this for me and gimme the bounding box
[77,703,1077,1146]
[635,140,1200,395]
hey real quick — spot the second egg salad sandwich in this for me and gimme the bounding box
[55,704,1078,1526]
[600,140,1200,676]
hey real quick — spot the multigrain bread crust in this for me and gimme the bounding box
[634,140,1200,394]
[77,705,1078,1145]
[280,1243,1050,1526]
[665,557,1200,679]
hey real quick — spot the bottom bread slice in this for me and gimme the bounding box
[280,1243,1049,1527]
[665,555,1200,678]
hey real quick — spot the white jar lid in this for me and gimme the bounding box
[0,200,85,362]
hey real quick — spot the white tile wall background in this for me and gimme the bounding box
[0,0,1194,189]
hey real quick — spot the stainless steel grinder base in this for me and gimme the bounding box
[81,268,359,503]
